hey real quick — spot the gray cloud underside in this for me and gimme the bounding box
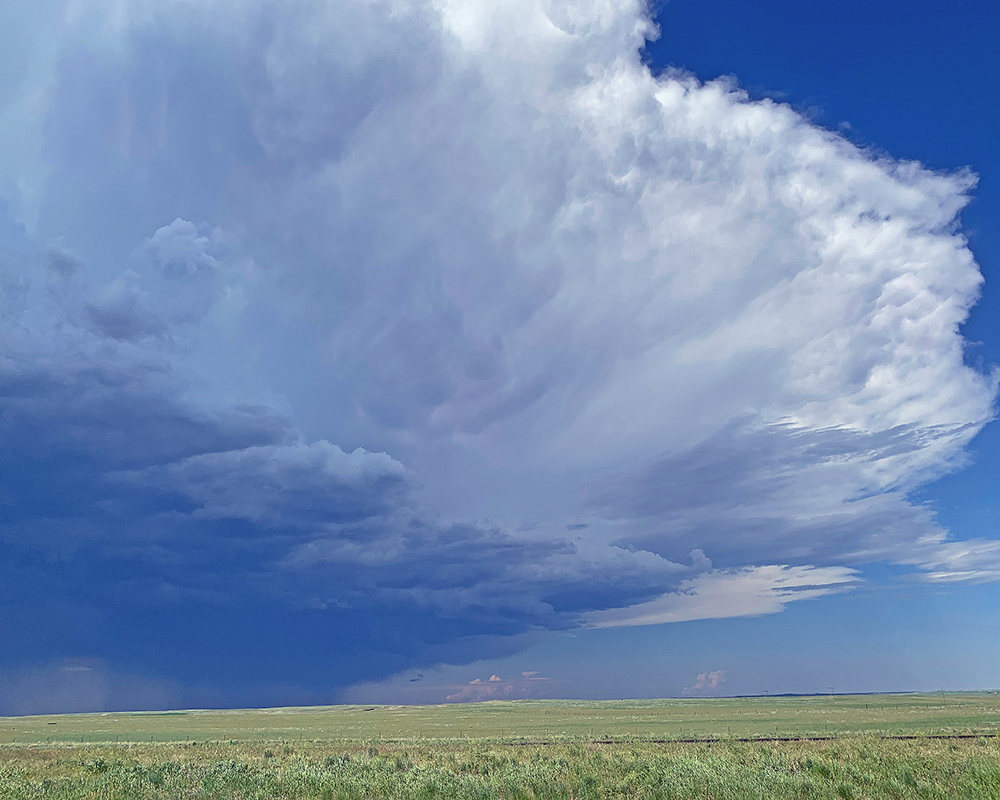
[1,230,681,703]
[0,0,996,707]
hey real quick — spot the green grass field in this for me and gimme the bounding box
[4,693,1000,744]
[4,695,1000,798]
[2,737,1000,799]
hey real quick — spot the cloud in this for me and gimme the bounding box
[589,421,980,570]
[117,440,409,527]
[586,565,859,628]
[445,672,553,703]
[0,0,996,708]
[903,538,1000,584]
[0,660,179,716]
[340,666,555,704]
[685,670,726,694]
[0,216,682,710]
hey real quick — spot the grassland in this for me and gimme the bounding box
[3,694,1000,798]
[3,738,1000,798]
[3,693,1000,744]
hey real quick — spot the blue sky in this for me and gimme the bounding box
[1,0,998,713]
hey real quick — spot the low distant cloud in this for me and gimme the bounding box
[685,670,726,694]
[446,672,552,703]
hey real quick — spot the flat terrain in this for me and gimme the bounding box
[3,737,1000,798]
[4,696,1000,798]
[3,693,1000,744]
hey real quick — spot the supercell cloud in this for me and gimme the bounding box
[0,0,995,710]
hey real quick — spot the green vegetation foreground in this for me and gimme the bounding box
[2,738,1000,799]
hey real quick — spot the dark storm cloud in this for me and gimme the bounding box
[0,223,680,710]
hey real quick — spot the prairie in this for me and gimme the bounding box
[3,694,1000,798]
[3,737,1000,798]
[4,693,1000,744]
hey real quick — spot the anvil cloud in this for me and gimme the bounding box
[0,0,995,711]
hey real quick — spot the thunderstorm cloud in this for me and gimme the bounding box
[0,0,995,710]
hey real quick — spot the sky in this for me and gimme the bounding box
[0,0,998,714]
